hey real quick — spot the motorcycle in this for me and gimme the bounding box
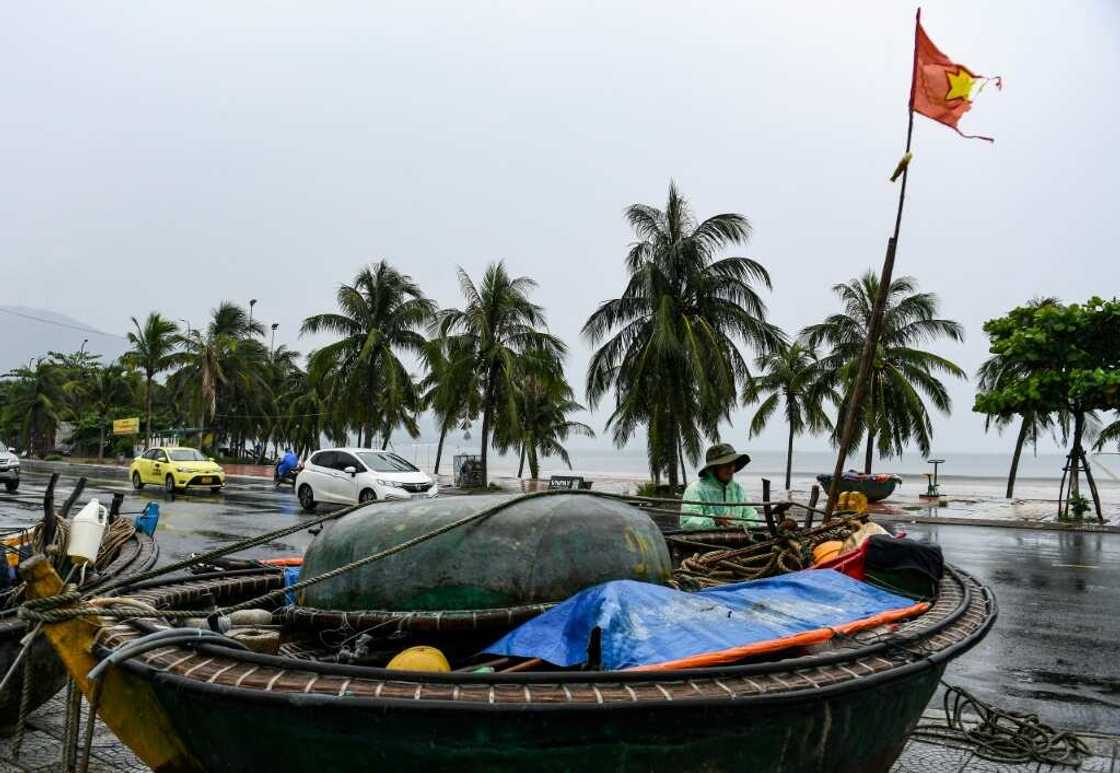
[274,461,302,489]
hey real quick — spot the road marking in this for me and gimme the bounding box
[1051,563,1098,569]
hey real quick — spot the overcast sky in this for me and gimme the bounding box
[3,0,1118,457]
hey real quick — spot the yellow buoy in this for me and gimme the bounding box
[812,540,845,566]
[386,646,451,672]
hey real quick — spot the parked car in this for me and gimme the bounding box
[130,447,226,494]
[295,448,437,512]
[0,448,19,493]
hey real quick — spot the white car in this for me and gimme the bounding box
[0,448,19,493]
[295,448,438,512]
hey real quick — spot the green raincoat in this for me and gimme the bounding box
[679,474,761,530]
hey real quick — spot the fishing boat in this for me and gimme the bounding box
[0,476,158,729]
[22,492,994,772]
[816,472,903,502]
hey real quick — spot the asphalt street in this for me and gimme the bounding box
[2,471,1117,735]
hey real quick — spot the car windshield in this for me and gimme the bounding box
[169,449,207,462]
[355,452,419,473]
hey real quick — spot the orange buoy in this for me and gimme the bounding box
[812,540,845,566]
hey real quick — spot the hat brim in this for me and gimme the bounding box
[700,452,751,478]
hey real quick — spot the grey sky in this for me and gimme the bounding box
[3,1,1118,457]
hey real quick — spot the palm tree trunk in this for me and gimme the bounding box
[98,422,105,462]
[785,423,795,491]
[528,445,540,480]
[145,373,153,449]
[434,423,448,476]
[381,432,390,450]
[863,426,874,474]
[479,402,492,487]
[518,444,526,478]
[1078,446,1103,522]
[678,438,687,486]
[1006,417,1029,499]
[666,425,679,489]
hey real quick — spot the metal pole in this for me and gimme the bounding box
[827,8,921,516]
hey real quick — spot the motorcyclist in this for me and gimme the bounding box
[275,449,299,481]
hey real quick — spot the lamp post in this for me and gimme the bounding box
[270,323,279,357]
[79,338,88,356]
[249,299,258,332]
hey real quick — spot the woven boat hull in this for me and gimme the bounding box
[815,475,900,502]
[145,664,942,772]
[0,529,158,730]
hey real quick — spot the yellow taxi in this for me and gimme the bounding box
[130,447,225,494]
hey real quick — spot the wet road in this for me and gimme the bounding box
[2,473,1118,735]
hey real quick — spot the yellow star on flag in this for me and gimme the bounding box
[944,68,975,101]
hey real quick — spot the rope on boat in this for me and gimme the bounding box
[910,683,1091,767]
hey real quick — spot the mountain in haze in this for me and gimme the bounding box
[0,306,129,372]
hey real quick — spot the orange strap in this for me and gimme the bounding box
[259,557,303,567]
[627,601,929,672]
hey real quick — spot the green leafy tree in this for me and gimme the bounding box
[508,372,595,480]
[803,272,965,472]
[975,297,1062,498]
[743,341,836,490]
[438,262,566,486]
[584,183,782,488]
[66,361,137,459]
[123,313,180,448]
[302,262,435,448]
[974,297,1120,522]
[420,337,481,476]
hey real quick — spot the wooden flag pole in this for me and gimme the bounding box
[826,8,922,516]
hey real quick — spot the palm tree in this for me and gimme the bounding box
[803,272,965,472]
[975,297,1061,498]
[2,359,66,455]
[420,338,480,476]
[744,341,836,491]
[437,262,566,486]
[123,313,180,448]
[583,182,782,487]
[68,361,136,460]
[302,262,435,448]
[508,373,595,480]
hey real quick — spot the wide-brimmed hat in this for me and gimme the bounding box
[699,443,751,478]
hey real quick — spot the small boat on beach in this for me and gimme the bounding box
[816,472,904,502]
[0,476,158,729]
[21,492,994,772]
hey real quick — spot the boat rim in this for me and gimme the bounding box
[87,563,997,710]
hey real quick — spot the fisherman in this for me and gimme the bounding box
[679,443,760,530]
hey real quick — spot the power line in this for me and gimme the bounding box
[0,307,127,340]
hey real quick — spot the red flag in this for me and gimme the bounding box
[910,11,1001,141]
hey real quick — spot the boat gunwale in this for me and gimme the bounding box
[0,529,158,635]
[89,565,996,710]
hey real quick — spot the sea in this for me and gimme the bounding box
[392,443,1120,522]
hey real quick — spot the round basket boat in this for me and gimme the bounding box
[25,556,996,772]
[0,523,158,729]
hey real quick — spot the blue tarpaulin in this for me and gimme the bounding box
[484,569,922,671]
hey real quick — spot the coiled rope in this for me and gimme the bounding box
[911,683,1091,767]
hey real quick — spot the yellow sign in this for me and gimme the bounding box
[112,417,140,435]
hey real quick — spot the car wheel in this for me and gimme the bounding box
[298,484,316,513]
[4,481,17,494]
[132,472,144,491]
[164,475,177,494]
[359,488,376,504]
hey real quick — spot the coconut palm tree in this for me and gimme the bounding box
[67,361,136,460]
[302,262,435,448]
[2,359,67,455]
[803,272,965,472]
[743,341,836,490]
[975,297,1062,498]
[583,182,782,487]
[437,262,566,486]
[509,373,595,480]
[123,313,180,448]
[420,338,480,476]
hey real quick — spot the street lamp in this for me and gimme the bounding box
[249,299,258,332]
[270,322,279,356]
[79,338,88,355]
